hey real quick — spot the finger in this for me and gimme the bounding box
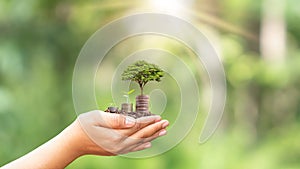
[131,142,152,152]
[131,120,169,139]
[116,140,151,154]
[122,129,167,153]
[118,115,162,136]
[93,110,137,129]
[142,129,167,143]
[136,115,162,130]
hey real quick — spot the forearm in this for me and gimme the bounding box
[2,121,82,169]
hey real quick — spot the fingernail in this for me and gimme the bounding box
[159,130,167,136]
[125,117,135,127]
[144,142,152,148]
[161,120,169,128]
[154,116,162,122]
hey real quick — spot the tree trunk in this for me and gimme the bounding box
[260,0,286,63]
[139,83,143,95]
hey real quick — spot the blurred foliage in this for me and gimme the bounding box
[1,0,300,169]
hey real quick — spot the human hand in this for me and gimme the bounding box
[69,110,169,156]
[0,110,169,169]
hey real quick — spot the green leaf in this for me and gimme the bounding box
[127,89,135,95]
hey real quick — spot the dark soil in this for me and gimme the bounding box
[104,108,153,119]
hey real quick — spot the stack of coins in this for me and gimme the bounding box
[135,95,150,115]
[121,103,133,113]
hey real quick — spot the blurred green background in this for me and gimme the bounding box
[1,0,300,168]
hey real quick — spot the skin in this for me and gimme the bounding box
[1,110,169,169]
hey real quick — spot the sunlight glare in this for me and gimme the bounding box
[149,0,191,17]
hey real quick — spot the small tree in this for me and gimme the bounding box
[122,89,135,103]
[121,60,164,95]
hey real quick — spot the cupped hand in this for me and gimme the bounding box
[71,110,169,156]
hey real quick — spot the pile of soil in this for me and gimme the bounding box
[104,108,153,119]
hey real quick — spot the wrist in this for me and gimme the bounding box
[67,118,114,156]
[57,120,86,159]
